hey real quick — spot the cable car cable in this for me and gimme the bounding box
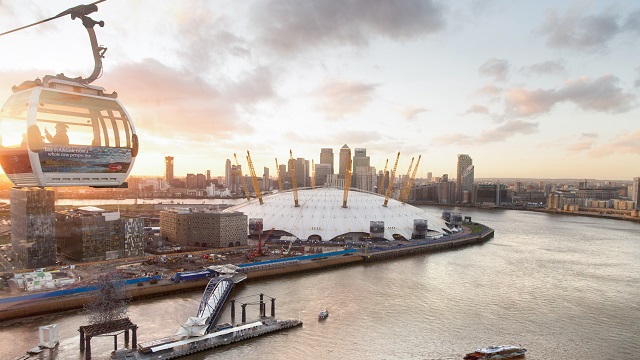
[0,0,107,37]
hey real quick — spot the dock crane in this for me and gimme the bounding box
[383,152,400,207]
[342,149,352,208]
[399,157,415,204]
[401,154,421,203]
[378,158,388,195]
[311,160,316,189]
[234,153,250,201]
[289,150,299,207]
[275,158,283,192]
[246,151,263,205]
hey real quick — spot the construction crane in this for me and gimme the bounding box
[246,151,263,205]
[383,152,400,207]
[378,158,388,195]
[399,157,415,204]
[233,153,250,201]
[342,149,352,208]
[401,154,421,203]
[289,149,299,207]
[247,226,275,259]
[311,160,316,189]
[275,158,283,192]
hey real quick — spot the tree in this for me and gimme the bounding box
[84,271,131,325]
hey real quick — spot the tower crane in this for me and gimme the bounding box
[233,153,250,201]
[383,152,400,207]
[378,158,388,195]
[342,149,352,208]
[401,154,421,203]
[311,160,316,189]
[399,157,415,204]
[289,150,299,207]
[246,151,263,205]
[275,158,283,192]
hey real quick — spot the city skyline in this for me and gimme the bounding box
[0,1,639,179]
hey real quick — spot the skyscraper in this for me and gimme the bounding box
[339,144,350,178]
[320,148,334,175]
[165,156,174,184]
[456,154,474,203]
[225,159,232,189]
[11,188,56,267]
[353,148,372,191]
[633,177,640,210]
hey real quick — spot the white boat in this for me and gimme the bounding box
[318,309,329,320]
[463,345,526,359]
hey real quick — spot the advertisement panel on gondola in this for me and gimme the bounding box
[39,144,132,173]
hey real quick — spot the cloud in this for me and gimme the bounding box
[589,130,640,157]
[565,133,599,153]
[539,8,640,52]
[99,59,255,141]
[251,0,446,54]
[622,10,640,34]
[478,58,510,82]
[224,66,277,105]
[173,5,251,74]
[402,106,428,120]
[475,120,538,143]
[433,120,538,146]
[475,84,503,97]
[313,80,379,118]
[505,75,636,117]
[521,60,566,76]
[505,88,556,117]
[463,104,490,115]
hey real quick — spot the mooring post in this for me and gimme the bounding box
[241,303,247,323]
[85,336,92,360]
[259,293,265,317]
[79,328,85,351]
[132,325,138,349]
[271,297,276,317]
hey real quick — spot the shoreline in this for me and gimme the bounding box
[0,227,494,322]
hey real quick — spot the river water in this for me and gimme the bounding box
[1,207,639,359]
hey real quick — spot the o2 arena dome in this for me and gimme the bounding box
[224,187,450,242]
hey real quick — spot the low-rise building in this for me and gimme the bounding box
[160,208,247,248]
[55,207,144,262]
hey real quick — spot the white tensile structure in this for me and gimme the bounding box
[225,187,450,241]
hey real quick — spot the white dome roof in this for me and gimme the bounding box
[225,187,449,241]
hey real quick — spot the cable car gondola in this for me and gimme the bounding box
[0,3,138,188]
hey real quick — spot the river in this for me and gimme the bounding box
[1,207,638,359]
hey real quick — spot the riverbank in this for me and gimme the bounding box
[0,226,493,322]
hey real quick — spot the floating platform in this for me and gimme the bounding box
[113,318,302,359]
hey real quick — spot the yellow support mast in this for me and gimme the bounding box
[402,154,421,203]
[275,158,283,192]
[399,157,415,203]
[246,151,263,205]
[383,152,400,207]
[378,158,388,195]
[311,159,316,189]
[289,149,299,207]
[233,153,250,201]
[342,149,352,208]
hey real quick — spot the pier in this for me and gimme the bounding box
[113,277,302,359]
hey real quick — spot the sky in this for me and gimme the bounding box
[0,0,638,181]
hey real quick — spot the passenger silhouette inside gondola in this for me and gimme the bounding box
[44,123,69,145]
